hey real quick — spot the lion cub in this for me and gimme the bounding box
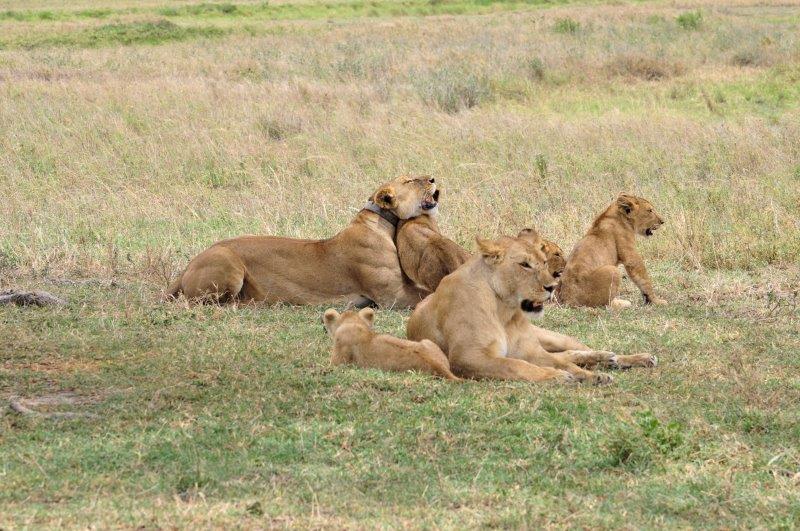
[396,214,470,293]
[322,308,461,381]
[558,194,666,309]
[516,228,567,280]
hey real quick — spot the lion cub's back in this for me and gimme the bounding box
[397,216,470,292]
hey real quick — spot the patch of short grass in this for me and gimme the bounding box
[553,16,580,34]
[16,20,228,49]
[676,10,702,31]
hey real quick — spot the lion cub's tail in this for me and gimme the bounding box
[420,339,463,382]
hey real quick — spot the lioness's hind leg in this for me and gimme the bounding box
[238,270,266,303]
[530,326,589,352]
[181,247,246,303]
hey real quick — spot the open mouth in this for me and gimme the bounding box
[421,190,439,211]
[521,300,544,313]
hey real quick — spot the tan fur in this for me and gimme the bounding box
[406,234,658,384]
[396,213,470,292]
[165,176,437,307]
[323,308,461,381]
[558,193,666,308]
[516,228,566,280]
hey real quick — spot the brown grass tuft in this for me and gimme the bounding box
[606,53,687,81]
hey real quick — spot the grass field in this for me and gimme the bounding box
[1,0,799,527]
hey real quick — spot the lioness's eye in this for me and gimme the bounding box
[519,262,532,269]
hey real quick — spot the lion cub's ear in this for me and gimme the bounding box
[358,307,375,327]
[617,194,635,216]
[323,309,340,330]
[373,185,397,210]
[517,228,540,243]
[476,237,505,264]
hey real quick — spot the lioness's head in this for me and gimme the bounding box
[517,228,566,280]
[476,234,557,318]
[322,308,375,336]
[371,175,439,220]
[616,194,664,237]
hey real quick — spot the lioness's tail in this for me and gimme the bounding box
[163,273,183,301]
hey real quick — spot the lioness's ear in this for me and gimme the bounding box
[358,307,375,326]
[617,194,634,215]
[374,186,397,209]
[323,309,339,329]
[517,228,540,242]
[476,237,504,264]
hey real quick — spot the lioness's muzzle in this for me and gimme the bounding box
[521,299,543,313]
[422,189,439,210]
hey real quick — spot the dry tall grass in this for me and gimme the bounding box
[1,1,798,286]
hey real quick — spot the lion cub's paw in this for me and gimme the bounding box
[610,298,632,311]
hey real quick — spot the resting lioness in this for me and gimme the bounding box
[396,213,470,293]
[323,307,461,381]
[166,175,437,307]
[558,194,666,309]
[407,234,657,383]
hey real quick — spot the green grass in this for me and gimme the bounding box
[2,271,799,527]
[16,20,229,49]
[0,0,582,24]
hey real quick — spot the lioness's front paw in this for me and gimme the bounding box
[590,351,618,367]
[615,353,658,369]
[590,372,614,386]
[554,370,577,385]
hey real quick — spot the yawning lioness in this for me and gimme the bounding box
[166,175,438,308]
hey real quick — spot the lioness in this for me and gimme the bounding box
[558,194,666,309]
[166,176,437,307]
[396,213,470,293]
[407,234,656,383]
[323,307,461,381]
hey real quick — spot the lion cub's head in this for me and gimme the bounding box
[323,308,375,336]
[616,194,664,237]
[371,175,439,220]
[476,234,557,318]
[517,228,566,280]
